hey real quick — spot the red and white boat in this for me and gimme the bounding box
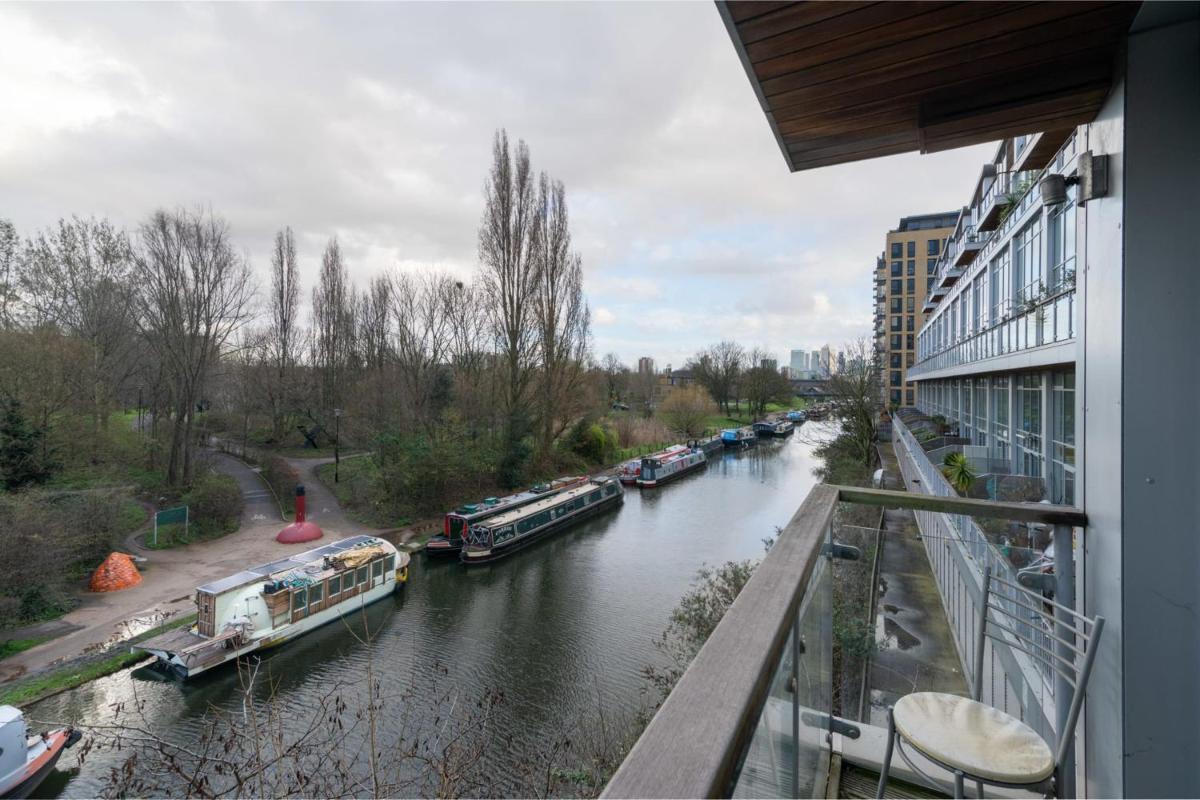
[618,444,688,484]
[0,705,80,799]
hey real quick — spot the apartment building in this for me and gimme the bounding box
[876,212,957,407]
[609,3,1199,799]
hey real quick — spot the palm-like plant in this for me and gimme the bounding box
[942,451,977,495]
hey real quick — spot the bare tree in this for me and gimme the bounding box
[312,237,357,417]
[531,174,591,456]
[265,226,301,440]
[20,217,138,434]
[688,340,744,414]
[444,278,494,435]
[389,271,453,433]
[477,129,539,457]
[658,384,717,438]
[740,347,793,419]
[826,338,882,467]
[132,208,254,485]
[599,353,628,404]
[0,219,18,329]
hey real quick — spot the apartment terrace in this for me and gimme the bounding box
[604,470,1084,798]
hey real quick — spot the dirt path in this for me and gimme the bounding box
[0,452,383,685]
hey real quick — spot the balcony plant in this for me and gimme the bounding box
[942,451,978,495]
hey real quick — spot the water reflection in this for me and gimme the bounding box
[29,428,829,797]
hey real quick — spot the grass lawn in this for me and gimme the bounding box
[315,458,405,529]
[0,635,53,661]
[0,613,197,707]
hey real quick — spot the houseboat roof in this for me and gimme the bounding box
[198,535,389,594]
[476,479,612,529]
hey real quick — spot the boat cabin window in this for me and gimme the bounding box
[329,575,341,595]
[372,560,383,580]
[357,566,368,586]
[309,584,323,606]
[384,554,395,573]
[588,490,601,502]
[293,588,307,610]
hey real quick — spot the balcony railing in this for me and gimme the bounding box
[910,285,1076,378]
[603,478,1087,799]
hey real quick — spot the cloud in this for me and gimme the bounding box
[593,307,616,326]
[0,2,992,361]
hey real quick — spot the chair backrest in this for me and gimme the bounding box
[972,566,1105,769]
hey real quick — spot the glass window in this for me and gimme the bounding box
[906,260,915,276]
[891,334,902,350]
[384,554,395,573]
[991,376,1010,466]
[990,247,1010,321]
[293,588,307,610]
[1050,371,1076,505]
[906,296,914,313]
[891,261,902,277]
[891,371,902,387]
[906,334,914,350]
[1013,217,1044,307]
[905,390,914,405]
[927,239,940,255]
[892,279,903,294]
[906,278,915,294]
[1016,373,1043,479]
[329,575,341,595]
[927,276,935,291]
[309,584,323,606]
[927,258,937,272]
[357,566,368,585]
[372,560,383,579]
[1047,183,1077,292]
[907,241,916,257]
[891,297,902,313]
[891,242,903,258]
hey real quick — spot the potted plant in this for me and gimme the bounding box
[942,451,978,495]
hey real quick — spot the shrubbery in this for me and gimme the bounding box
[183,474,243,538]
[262,456,300,516]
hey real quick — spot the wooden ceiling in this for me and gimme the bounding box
[717,1,1141,171]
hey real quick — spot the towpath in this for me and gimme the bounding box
[0,451,382,686]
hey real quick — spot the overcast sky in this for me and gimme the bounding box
[1,1,993,369]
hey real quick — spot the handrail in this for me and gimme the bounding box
[602,483,1086,798]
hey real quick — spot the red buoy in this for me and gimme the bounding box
[276,484,323,543]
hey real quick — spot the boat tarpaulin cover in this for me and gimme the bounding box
[330,545,389,570]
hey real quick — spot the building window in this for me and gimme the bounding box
[906,260,915,276]
[1047,183,1077,292]
[991,376,1010,466]
[892,279,902,294]
[891,261,902,277]
[905,389,914,406]
[990,247,1010,321]
[926,258,937,272]
[973,378,988,447]
[906,334,914,350]
[927,239,940,256]
[890,371,902,387]
[906,297,914,313]
[1050,371,1076,505]
[891,242,902,258]
[891,297,902,313]
[1013,217,1043,306]
[890,389,902,406]
[1016,373,1043,480]
[907,241,916,258]
[906,316,914,332]
[891,334,902,350]
[927,276,935,291]
[906,278,915,294]
[890,353,902,369]
[891,316,902,331]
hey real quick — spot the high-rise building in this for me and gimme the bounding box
[789,349,808,373]
[760,357,777,371]
[809,350,820,375]
[636,356,655,375]
[876,212,958,407]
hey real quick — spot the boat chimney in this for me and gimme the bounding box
[295,484,306,522]
[276,484,323,544]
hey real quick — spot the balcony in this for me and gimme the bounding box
[604,473,1087,799]
[909,285,1076,380]
[934,260,961,290]
[976,173,1012,232]
[951,227,984,267]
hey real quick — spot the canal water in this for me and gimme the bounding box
[29,429,828,798]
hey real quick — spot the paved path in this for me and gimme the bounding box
[0,452,380,685]
[864,441,968,726]
[283,455,376,535]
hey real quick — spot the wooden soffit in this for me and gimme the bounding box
[717,1,1141,171]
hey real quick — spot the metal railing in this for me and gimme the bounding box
[602,479,1085,799]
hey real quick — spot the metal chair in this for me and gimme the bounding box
[877,567,1105,799]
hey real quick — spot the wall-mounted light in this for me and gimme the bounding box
[1040,151,1109,206]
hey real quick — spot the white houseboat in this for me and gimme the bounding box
[0,705,79,799]
[135,535,409,678]
[635,446,707,488]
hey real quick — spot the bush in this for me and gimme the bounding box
[262,456,299,517]
[183,474,243,539]
[564,418,612,464]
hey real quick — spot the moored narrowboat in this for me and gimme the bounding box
[753,419,795,437]
[618,444,688,484]
[636,446,707,488]
[134,536,410,678]
[461,477,623,565]
[0,706,80,799]
[721,427,757,448]
[426,476,587,557]
[786,409,806,422]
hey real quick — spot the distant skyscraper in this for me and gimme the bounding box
[789,349,808,373]
[780,365,792,379]
[810,350,820,375]
[760,357,778,371]
[637,356,655,375]
[819,344,832,375]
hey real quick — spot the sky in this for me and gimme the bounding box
[0,1,993,370]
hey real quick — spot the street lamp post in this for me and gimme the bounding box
[334,408,342,483]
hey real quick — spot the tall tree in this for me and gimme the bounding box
[0,219,18,329]
[531,174,591,455]
[740,348,792,419]
[477,129,539,483]
[312,237,356,417]
[132,208,254,485]
[688,340,744,414]
[20,217,138,433]
[600,352,628,404]
[826,338,882,467]
[266,226,301,439]
[388,271,452,434]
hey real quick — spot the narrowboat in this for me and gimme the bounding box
[636,446,707,488]
[753,419,795,437]
[786,409,807,422]
[134,536,410,678]
[618,444,688,484]
[461,477,623,565]
[721,427,757,448]
[425,476,586,557]
[0,706,80,799]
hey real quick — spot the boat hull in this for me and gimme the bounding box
[636,456,707,488]
[1,729,78,800]
[423,537,463,558]
[461,493,623,565]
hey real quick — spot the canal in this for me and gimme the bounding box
[29,428,828,798]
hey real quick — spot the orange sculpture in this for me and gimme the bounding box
[89,552,143,592]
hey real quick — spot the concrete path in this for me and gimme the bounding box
[283,455,376,535]
[0,452,380,685]
[864,441,969,727]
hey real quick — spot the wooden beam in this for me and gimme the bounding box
[735,0,875,46]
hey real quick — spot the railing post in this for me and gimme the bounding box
[792,607,801,799]
[1053,522,1076,798]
